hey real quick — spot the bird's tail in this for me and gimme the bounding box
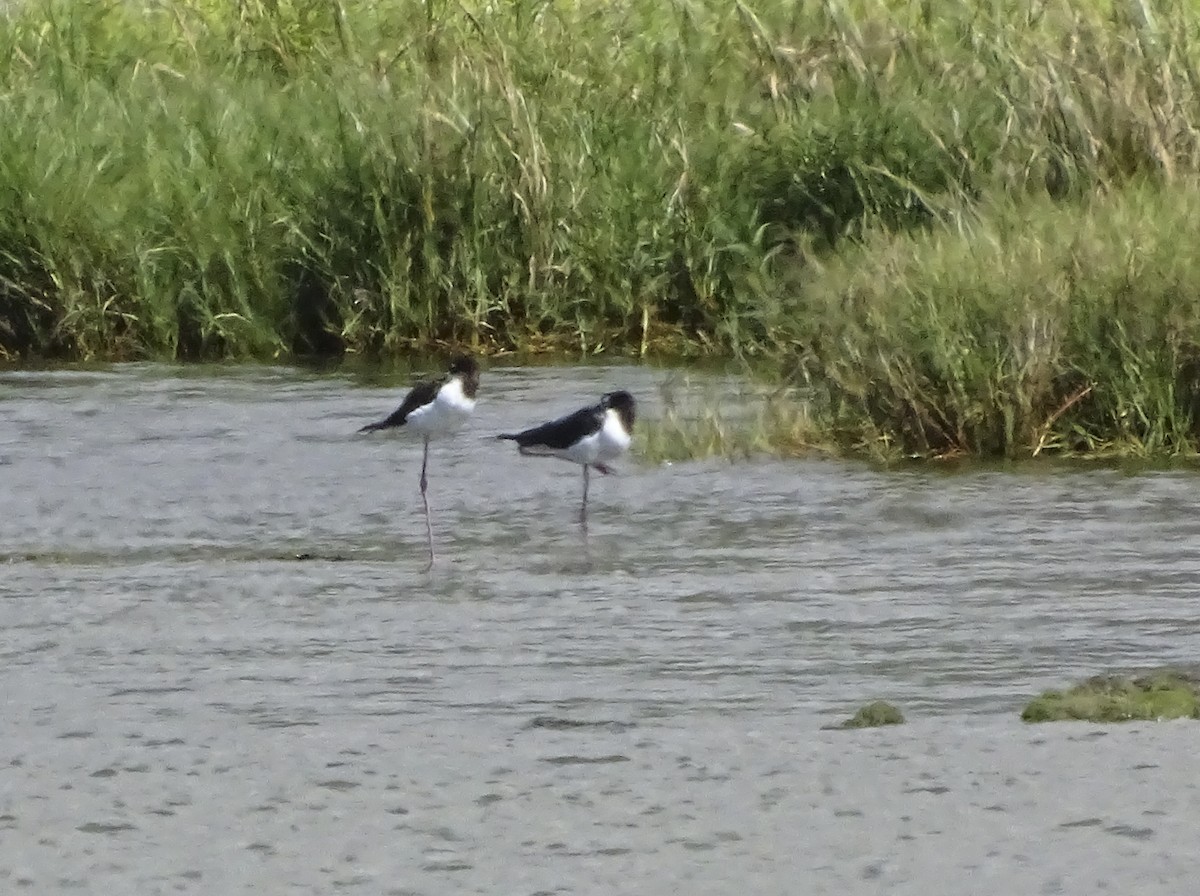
[496,433,519,442]
[358,420,390,434]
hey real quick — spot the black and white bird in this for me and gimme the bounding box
[359,354,480,568]
[497,390,636,520]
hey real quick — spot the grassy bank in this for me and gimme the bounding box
[3,0,1200,458]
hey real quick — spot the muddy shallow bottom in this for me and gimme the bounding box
[2,363,1199,894]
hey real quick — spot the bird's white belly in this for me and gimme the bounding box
[563,409,631,465]
[406,381,475,437]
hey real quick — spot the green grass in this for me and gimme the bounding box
[637,378,823,464]
[780,184,1200,461]
[4,0,1200,459]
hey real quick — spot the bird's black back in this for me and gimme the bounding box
[499,403,604,449]
[358,378,441,433]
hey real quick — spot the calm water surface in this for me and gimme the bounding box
[2,363,1199,895]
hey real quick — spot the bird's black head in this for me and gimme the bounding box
[448,354,480,398]
[601,390,636,431]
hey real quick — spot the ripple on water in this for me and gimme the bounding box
[2,364,1200,894]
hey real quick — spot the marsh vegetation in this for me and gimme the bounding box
[3,0,1200,459]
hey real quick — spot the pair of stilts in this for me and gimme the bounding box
[359,355,636,568]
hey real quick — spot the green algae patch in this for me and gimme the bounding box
[839,701,906,729]
[1021,671,1200,723]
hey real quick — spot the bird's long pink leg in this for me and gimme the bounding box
[580,464,590,523]
[420,436,434,570]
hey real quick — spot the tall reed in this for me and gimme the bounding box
[3,1,1200,458]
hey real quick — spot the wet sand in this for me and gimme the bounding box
[4,708,1195,895]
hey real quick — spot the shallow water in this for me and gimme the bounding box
[2,362,1199,895]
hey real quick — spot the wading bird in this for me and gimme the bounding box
[359,354,480,568]
[497,390,636,521]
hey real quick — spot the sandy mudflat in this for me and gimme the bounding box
[2,707,1196,896]
[775,717,1196,896]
